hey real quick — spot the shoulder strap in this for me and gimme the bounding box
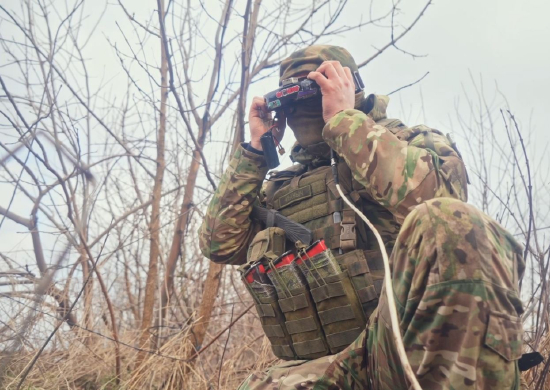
[263,164,307,207]
[332,161,357,252]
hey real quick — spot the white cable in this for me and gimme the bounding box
[336,183,423,390]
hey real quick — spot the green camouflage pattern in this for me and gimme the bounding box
[278,44,365,108]
[238,198,525,390]
[199,94,468,265]
[279,45,360,82]
[323,108,469,224]
[199,146,267,264]
[199,45,522,389]
[364,94,389,122]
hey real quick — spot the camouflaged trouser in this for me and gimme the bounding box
[238,198,524,390]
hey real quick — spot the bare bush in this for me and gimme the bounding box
[6,1,545,389]
[0,0,437,388]
[452,75,550,389]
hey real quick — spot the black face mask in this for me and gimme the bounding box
[285,98,325,148]
[284,92,366,148]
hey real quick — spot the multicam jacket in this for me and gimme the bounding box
[199,94,468,265]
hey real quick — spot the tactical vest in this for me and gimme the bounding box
[239,158,385,360]
[239,111,466,360]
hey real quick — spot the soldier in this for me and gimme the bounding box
[199,45,524,389]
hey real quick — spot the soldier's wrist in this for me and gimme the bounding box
[245,142,264,155]
[250,138,263,151]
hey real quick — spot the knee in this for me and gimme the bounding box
[407,197,475,230]
[396,198,485,279]
[398,198,476,249]
[398,198,522,288]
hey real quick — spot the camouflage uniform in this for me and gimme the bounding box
[199,45,524,389]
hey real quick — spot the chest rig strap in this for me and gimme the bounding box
[326,161,358,253]
[339,209,357,251]
[269,161,359,253]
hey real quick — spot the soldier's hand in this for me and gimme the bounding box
[249,96,285,151]
[308,61,355,122]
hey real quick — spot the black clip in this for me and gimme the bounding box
[518,352,544,372]
[260,131,280,169]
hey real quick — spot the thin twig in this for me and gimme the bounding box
[217,304,235,389]
[357,0,432,68]
[16,230,112,389]
[507,110,533,263]
[156,0,217,190]
[388,71,430,96]
[186,304,253,361]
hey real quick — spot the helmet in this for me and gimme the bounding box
[280,45,360,82]
[279,45,364,148]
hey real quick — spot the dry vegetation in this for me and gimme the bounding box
[0,0,548,389]
[451,76,550,389]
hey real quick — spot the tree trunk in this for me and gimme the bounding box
[160,152,199,320]
[135,0,168,367]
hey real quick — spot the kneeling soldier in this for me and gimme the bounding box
[199,45,524,390]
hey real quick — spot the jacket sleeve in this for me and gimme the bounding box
[199,144,268,265]
[323,109,468,224]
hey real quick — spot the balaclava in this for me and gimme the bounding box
[279,45,365,148]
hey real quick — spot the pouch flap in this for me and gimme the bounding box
[279,293,309,313]
[247,227,286,263]
[292,338,327,356]
[336,249,369,276]
[484,311,523,361]
[271,344,296,359]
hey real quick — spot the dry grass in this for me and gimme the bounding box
[1,305,278,390]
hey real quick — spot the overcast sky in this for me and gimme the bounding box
[301,0,547,151]
[1,0,549,261]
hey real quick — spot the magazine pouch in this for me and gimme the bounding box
[298,240,366,354]
[239,228,296,359]
[267,251,330,359]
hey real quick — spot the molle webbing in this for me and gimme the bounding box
[326,328,362,349]
[243,245,384,360]
[240,227,296,360]
[256,303,275,317]
[263,324,284,338]
[318,305,355,325]
[270,164,356,252]
[337,249,384,319]
[298,250,366,354]
[246,281,296,359]
[285,316,317,334]
[277,287,330,359]
[247,162,387,359]
[293,338,327,356]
